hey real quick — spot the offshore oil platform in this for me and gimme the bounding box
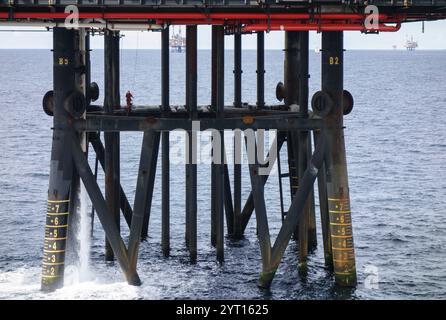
[0,1,445,293]
[169,26,186,52]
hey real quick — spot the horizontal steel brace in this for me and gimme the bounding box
[73,116,323,132]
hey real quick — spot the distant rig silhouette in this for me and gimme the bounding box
[405,36,419,51]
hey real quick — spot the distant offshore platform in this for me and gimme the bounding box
[405,36,419,51]
[169,26,186,53]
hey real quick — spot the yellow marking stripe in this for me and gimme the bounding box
[43,249,66,253]
[47,212,69,216]
[45,225,68,228]
[335,272,355,276]
[328,198,349,202]
[330,222,352,226]
[47,200,70,203]
[42,275,62,279]
[329,210,351,214]
[331,235,352,239]
[332,247,354,251]
[44,237,67,241]
[43,262,65,266]
[333,259,354,263]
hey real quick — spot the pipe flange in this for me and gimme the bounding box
[89,82,100,102]
[311,90,334,118]
[276,81,286,102]
[343,90,354,115]
[64,90,86,119]
[42,90,54,117]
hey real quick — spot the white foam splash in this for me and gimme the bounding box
[78,181,91,281]
[64,181,94,285]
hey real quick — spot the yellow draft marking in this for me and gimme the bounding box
[331,234,352,239]
[330,222,352,227]
[47,200,70,203]
[329,210,351,214]
[332,247,354,251]
[45,224,68,228]
[46,212,69,216]
[44,237,67,241]
[43,262,65,266]
[328,198,349,202]
[42,275,62,279]
[335,272,354,276]
[333,259,354,264]
[43,249,66,253]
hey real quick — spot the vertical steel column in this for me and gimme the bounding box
[41,28,77,291]
[321,32,357,286]
[296,31,311,270]
[210,26,218,247]
[284,32,299,208]
[284,32,304,249]
[104,30,121,261]
[233,32,243,239]
[256,31,265,109]
[186,25,198,262]
[215,25,225,262]
[314,130,333,267]
[298,31,318,251]
[85,31,91,106]
[161,27,170,257]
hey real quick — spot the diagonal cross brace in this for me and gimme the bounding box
[89,134,133,227]
[71,132,141,286]
[128,130,160,272]
[251,131,327,289]
[240,134,286,232]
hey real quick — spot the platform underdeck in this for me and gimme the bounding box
[1,1,446,31]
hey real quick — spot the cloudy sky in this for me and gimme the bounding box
[0,20,445,50]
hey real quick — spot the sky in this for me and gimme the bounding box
[0,20,445,50]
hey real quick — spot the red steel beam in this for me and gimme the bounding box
[0,11,401,21]
[0,11,409,32]
[243,23,401,32]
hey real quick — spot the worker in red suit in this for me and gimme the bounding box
[125,90,133,115]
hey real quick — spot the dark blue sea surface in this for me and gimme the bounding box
[0,48,445,299]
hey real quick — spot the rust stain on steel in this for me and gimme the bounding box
[242,115,255,125]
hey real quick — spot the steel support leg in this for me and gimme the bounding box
[215,25,225,262]
[211,26,218,248]
[257,31,265,109]
[298,31,318,252]
[161,27,170,257]
[186,25,198,262]
[322,31,357,286]
[233,32,243,239]
[314,130,333,267]
[104,30,121,261]
[41,28,77,292]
